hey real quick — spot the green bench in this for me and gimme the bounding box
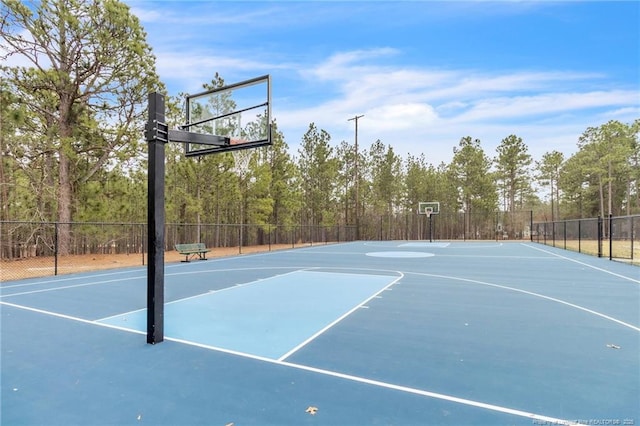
[174,243,210,262]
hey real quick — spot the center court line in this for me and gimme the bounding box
[522,243,640,285]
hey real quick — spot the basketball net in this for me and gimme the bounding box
[232,149,252,179]
[425,207,433,218]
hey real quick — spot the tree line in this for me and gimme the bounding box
[2,0,639,255]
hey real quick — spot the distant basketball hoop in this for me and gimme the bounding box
[424,207,433,219]
[418,202,439,242]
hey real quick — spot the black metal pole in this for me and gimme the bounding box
[54,223,58,276]
[609,214,613,261]
[146,92,167,344]
[631,217,634,262]
[578,219,582,253]
[529,210,533,242]
[348,114,363,240]
[597,216,603,258]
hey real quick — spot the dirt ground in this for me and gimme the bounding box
[0,243,302,282]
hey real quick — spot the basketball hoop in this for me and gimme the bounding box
[425,207,433,219]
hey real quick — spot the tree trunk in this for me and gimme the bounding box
[57,94,74,256]
[57,150,72,256]
[598,175,605,219]
[0,133,11,259]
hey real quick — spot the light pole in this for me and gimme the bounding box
[348,114,364,240]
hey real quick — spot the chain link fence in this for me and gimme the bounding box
[0,221,357,281]
[532,215,639,265]
[1,211,536,281]
[362,210,533,241]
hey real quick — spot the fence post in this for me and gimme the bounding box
[54,222,59,276]
[529,210,533,242]
[631,217,635,262]
[609,214,613,261]
[597,216,603,258]
[578,220,581,253]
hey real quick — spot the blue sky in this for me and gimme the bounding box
[127,1,639,166]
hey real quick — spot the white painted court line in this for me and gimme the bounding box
[1,268,145,289]
[96,269,307,322]
[522,243,640,285]
[162,336,577,425]
[277,360,579,426]
[434,255,559,259]
[398,242,451,248]
[0,286,585,425]
[277,272,403,361]
[366,251,435,258]
[0,275,144,298]
[0,300,146,336]
[407,271,640,332]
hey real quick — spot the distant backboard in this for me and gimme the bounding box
[183,75,271,157]
[418,201,440,215]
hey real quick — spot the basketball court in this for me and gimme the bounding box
[2,241,638,425]
[3,77,637,425]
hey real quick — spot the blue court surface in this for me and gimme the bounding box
[1,241,638,425]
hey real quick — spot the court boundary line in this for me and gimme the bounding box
[162,335,577,425]
[0,266,302,298]
[0,268,146,289]
[0,300,146,336]
[523,243,640,285]
[364,241,506,249]
[0,242,339,288]
[0,275,145,298]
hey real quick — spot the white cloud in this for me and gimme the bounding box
[365,103,439,132]
[274,49,638,165]
[454,90,639,122]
